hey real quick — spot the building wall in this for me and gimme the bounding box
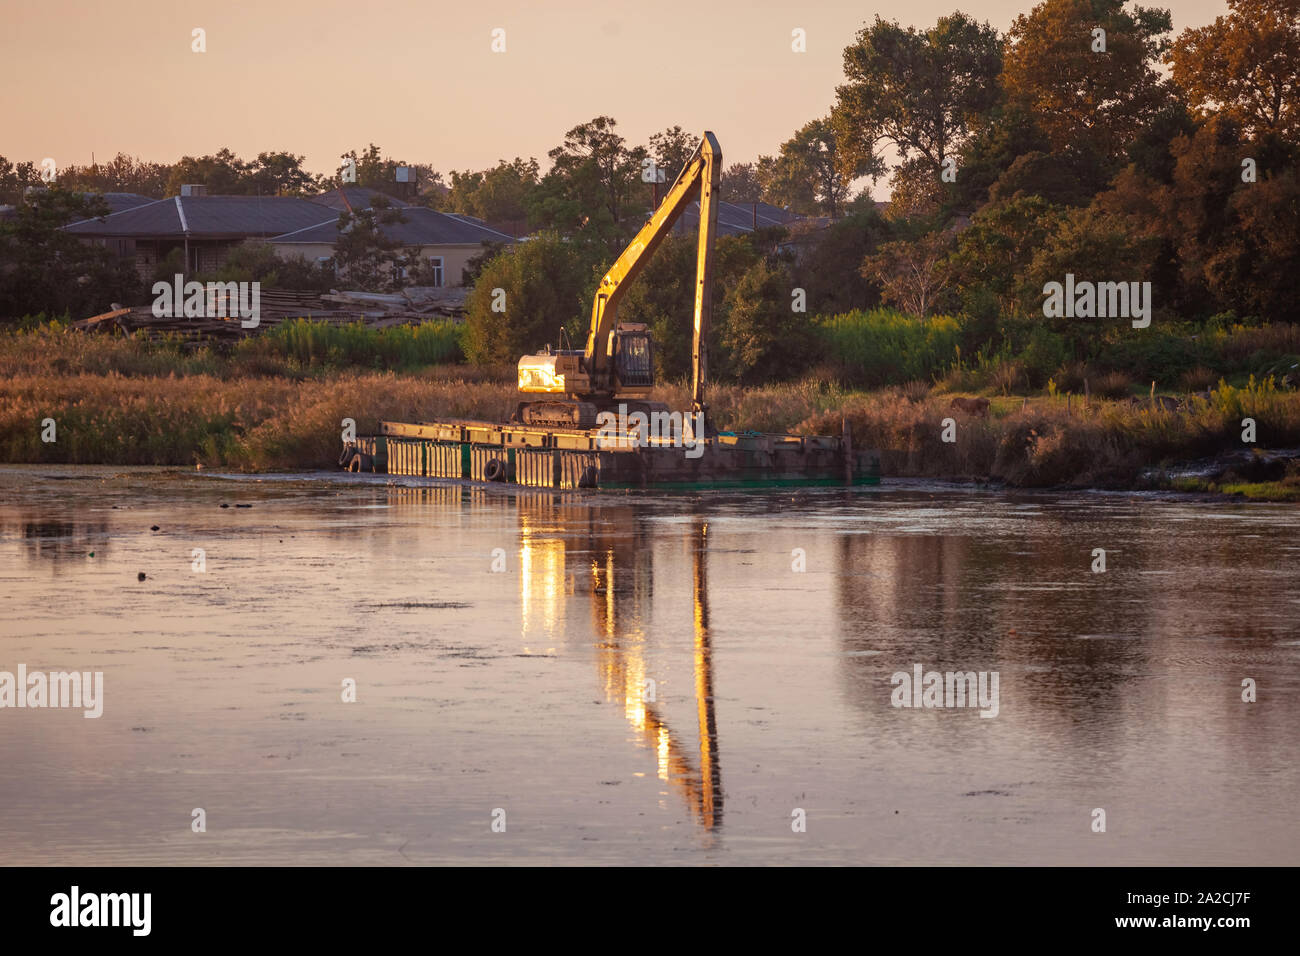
[128,240,241,282]
[270,242,490,287]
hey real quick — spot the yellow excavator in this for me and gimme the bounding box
[512,131,721,434]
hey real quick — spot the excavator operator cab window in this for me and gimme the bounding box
[615,330,654,389]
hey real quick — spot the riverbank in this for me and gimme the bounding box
[4,327,1299,494]
[5,368,1298,495]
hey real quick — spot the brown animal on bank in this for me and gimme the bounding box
[949,397,991,417]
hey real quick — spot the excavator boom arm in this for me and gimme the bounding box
[584,131,721,416]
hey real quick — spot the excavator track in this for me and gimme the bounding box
[514,401,598,431]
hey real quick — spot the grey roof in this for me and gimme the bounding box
[270,206,516,246]
[93,192,157,214]
[312,186,410,211]
[672,200,804,237]
[64,196,339,239]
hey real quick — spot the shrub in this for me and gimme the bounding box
[721,259,818,382]
[817,308,962,387]
[462,232,593,365]
[1093,370,1133,399]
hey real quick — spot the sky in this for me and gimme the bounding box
[1,0,1229,194]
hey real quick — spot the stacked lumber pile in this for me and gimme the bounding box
[71,286,468,340]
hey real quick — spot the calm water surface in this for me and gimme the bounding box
[1,466,1297,865]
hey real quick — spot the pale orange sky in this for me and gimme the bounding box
[1,0,1227,194]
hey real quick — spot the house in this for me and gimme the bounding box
[269,192,515,287]
[1,190,154,225]
[63,190,341,277]
[62,185,513,287]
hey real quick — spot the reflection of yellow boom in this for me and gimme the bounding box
[514,132,722,432]
[591,519,722,831]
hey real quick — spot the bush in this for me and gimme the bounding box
[244,319,463,369]
[462,232,594,365]
[817,308,962,387]
[1093,370,1133,399]
[720,259,818,383]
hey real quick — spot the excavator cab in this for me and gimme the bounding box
[613,324,654,393]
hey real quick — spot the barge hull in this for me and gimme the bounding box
[344,419,881,490]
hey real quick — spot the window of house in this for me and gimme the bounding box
[427,256,443,287]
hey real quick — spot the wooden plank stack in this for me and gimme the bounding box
[71,286,468,340]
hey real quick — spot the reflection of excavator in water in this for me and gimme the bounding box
[589,518,722,831]
[515,494,723,830]
[512,132,721,436]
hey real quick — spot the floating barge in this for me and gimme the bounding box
[342,419,881,490]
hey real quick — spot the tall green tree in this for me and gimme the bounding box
[331,144,443,199]
[760,118,863,217]
[245,151,322,196]
[332,197,409,292]
[0,156,41,205]
[833,13,1002,178]
[0,189,142,321]
[463,232,597,365]
[720,162,762,203]
[1167,0,1300,143]
[721,258,818,382]
[647,126,701,181]
[544,116,647,227]
[443,158,539,224]
[55,153,172,198]
[1001,0,1174,163]
[165,148,249,195]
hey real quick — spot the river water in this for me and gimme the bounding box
[1,466,1297,865]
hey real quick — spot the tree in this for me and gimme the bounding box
[332,197,410,292]
[165,148,249,195]
[1002,0,1175,164]
[443,158,539,224]
[790,209,892,315]
[245,151,322,196]
[1021,205,1163,347]
[720,163,762,203]
[721,258,818,382]
[463,233,596,365]
[162,148,323,196]
[332,144,442,200]
[0,156,41,205]
[948,196,1065,315]
[1155,115,1300,320]
[0,189,142,321]
[55,153,172,198]
[862,231,957,318]
[833,13,1002,178]
[1167,0,1300,143]
[647,126,700,181]
[545,116,647,226]
[195,241,333,291]
[760,118,863,218]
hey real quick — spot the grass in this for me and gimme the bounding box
[0,319,465,380]
[1171,478,1300,501]
[4,324,1300,488]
